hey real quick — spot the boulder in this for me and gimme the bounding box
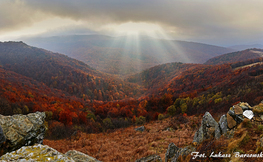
[165,143,180,162]
[65,150,101,162]
[0,144,74,161]
[193,112,221,144]
[135,154,162,162]
[218,115,228,135]
[135,126,145,132]
[0,111,46,154]
[226,113,236,129]
[228,105,246,126]
[165,143,195,162]
[243,110,254,120]
[233,105,243,115]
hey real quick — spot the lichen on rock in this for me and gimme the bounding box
[0,111,46,154]
[0,144,74,162]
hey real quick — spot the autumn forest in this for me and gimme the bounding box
[0,40,263,143]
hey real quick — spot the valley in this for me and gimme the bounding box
[24,35,234,76]
[1,40,263,161]
[2,1,263,161]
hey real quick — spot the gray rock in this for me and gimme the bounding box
[193,112,221,144]
[218,115,228,135]
[0,111,46,154]
[170,145,196,162]
[235,115,244,124]
[0,144,74,162]
[0,125,6,145]
[135,154,162,162]
[193,125,204,144]
[165,143,180,162]
[178,145,196,157]
[65,150,101,162]
[165,143,195,162]
[135,126,145,132]
[228,110,235,116]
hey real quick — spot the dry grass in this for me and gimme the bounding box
[44,116,198,162]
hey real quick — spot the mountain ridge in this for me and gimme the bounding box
[204,48,263,65]
[23,34,235,75]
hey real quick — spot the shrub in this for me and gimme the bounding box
[87,111,96,121]
[180,103,187,114]
[136,116,146,125]
[158,114,165,120]
[103,118,114,129]
[214,98,223,104]
[167,105,176,116]
[112,118,131,128]
[45,111,53,121]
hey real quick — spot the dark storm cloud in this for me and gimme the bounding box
[1,0,263,45]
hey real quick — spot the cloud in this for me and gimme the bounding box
[0,0,46,33]
[1,0,263,45]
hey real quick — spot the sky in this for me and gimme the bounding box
[1,0,263,46]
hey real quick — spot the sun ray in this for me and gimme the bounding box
[102,22,191,76]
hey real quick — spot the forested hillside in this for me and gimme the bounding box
[2,42,263,140]
[204,48,263,65]
[24,35,234,75]
[0,42,143,101]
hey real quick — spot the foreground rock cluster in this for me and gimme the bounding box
[193,102,253,145]
[136,102,254,162]
[0,144,101,162]
[0,112,101,161]
[0,102,255,161]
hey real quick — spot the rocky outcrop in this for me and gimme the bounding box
[0,144,74,161]
[218,115,227,135]
[0,111,46,154]
[165,143,180,162]
[165,143,195,162]
[193,112,221,144]
[137,102,255,162]
[65,150,101,162]
[135,154,162,162]
[135,126,145,132]
[226,102,253,129]
[0,144,101,162]
[193,102,253,145]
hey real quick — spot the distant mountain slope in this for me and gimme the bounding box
[229,44,263,51]
[0,41,143,101]
[204,48,263,65]
[23,35,234,75]
[0,66,85,116]
[126,62,197,91]
[127,59,263,115]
